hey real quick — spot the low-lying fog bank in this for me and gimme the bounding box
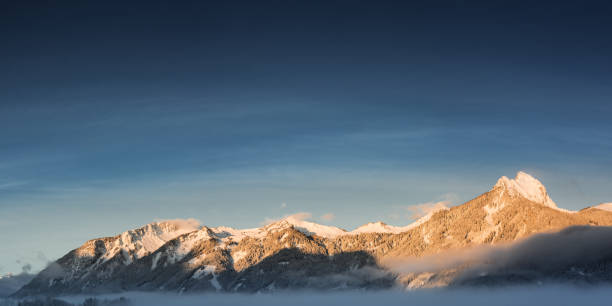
[4,285,612,306]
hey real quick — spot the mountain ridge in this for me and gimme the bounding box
[14,171,612,296]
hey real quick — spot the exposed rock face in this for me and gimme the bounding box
[14,172,612,296]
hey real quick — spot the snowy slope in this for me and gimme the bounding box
[210,216,348,240]
[210,226,267,241]
[99,219,201,263]
[351,222,401,234]
[349,209,446,235]
[260,216,347,238]
[593,203,612,212]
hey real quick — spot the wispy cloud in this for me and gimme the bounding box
[406,201,450,220]
[320,213,335,222]
[0,181,29,191]
[391,193,457,221]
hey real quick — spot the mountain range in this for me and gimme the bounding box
[12,171,612,296]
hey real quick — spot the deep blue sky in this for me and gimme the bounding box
[1,1,611,274]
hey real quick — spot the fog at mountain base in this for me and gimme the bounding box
[4,286,609,306]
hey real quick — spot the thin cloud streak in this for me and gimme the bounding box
[0,181,29,190]
[320,213,335,222]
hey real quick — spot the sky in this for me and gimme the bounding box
[1,0,611,275]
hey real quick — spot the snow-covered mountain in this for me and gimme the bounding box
[91,219,201,265]
[14,172,612,296]
[268,215,348,238]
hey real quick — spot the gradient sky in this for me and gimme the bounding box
[1,1,612,275]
